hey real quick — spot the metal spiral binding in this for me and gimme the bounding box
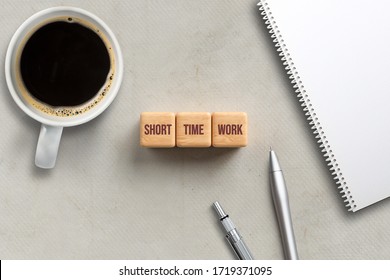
[257,1,356,211]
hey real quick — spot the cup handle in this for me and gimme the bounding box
[35,124,63,169]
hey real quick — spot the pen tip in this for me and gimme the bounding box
[269,149,282,172]
[213,201,227,219]
[269,146,272,151]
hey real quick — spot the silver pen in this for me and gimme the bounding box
[269,148,299,260]
[213,201,253,260]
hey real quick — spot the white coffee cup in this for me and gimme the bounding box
[5,7,123,168]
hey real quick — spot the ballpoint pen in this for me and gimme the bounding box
[213,201,253,260]
[269,148,299,260]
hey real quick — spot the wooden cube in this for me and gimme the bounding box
[212,112,247,147]
[140,112,175,147]
[176,112,211,147]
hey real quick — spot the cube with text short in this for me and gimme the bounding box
[176,112,211,147]
[140,112,175,147]
[212,112,247,147]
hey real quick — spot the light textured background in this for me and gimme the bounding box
[1,0,389,260]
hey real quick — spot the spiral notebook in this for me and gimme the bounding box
[258,0,390,211]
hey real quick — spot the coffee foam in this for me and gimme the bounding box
[15,16,116,117]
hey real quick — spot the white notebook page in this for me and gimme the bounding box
[260,0,390,211]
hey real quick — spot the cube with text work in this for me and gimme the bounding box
[212,112,247,147]
[176,112,211,147]
[140,112,175,147]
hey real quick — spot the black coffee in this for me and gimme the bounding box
[20,20,110,107]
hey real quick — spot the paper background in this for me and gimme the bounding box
[1,0,389,259]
